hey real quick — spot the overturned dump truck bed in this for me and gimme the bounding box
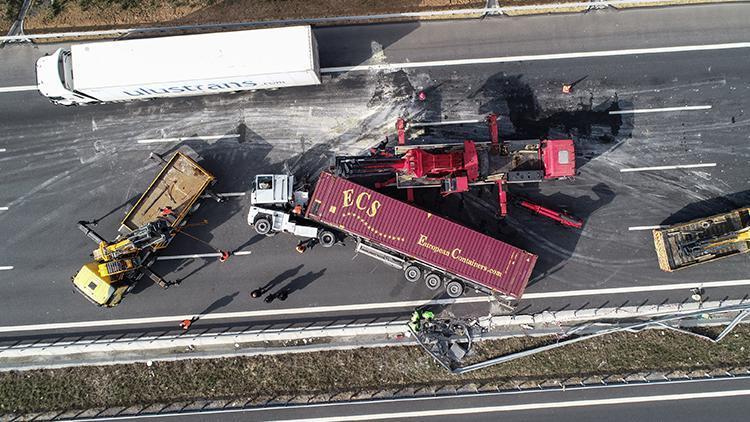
[305,172,537,299]
[653,207,750,271]
[120,152,215,236]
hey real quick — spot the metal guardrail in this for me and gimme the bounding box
[0,0,745,42]
[1,299,746,365]
[0,314,407,355]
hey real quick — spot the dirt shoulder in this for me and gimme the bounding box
[2,326,749,415]
[1,0,23,33]
[23,0,485,33]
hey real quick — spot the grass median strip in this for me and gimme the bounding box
[1,326,749,415]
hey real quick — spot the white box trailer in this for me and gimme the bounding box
[36,26,320,106]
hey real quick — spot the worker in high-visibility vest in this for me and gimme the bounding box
[409,310,421,332]
[408,309,435,332]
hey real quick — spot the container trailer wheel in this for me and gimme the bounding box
[424,273,442,290]
[404,265,422,282]
[254,217,272,235]
[446,280,464,298]
[318,230,336,248]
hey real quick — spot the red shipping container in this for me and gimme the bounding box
[306,172,537,299]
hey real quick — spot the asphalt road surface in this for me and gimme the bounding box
[135,376,750,421]
[1,4,749,334]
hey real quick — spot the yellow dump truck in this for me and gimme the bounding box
[72,152,217,306]
[653,207,750,271]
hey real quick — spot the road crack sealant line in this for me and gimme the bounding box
[0,0,746,42]
[1,299,748,372]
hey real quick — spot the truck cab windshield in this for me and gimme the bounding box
[256,176,273,191]
[58,51,74,91]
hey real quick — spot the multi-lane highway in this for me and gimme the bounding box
[1,4,749,335]
[124,376,750,421]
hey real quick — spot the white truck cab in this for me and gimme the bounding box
[247,174,335,246]
[36,49,98,106]
[250,174,309,208]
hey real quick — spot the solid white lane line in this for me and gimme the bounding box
[0,148,6,152]
[0,297,492,334]
[0,266,14,271]
[0,207,8,211]
[269,389,750,422]
[609,105,712,114]
[320,42,750,73]
[136,134,240,144]
[0,85,37,93]
[620,163,716,173]
[628,225,668,231]
[523,279,750,299]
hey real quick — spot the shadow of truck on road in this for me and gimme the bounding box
[660,190,750,226]
[473,71,634,170]
[396,72,630,286]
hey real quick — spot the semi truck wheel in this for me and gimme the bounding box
[404,265,422,283]
[254,217,272,235]
[446,280,464,298]
[318,230,336,248]
[424,273,442,290]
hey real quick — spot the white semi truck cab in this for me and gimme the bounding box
[36,49,98,106]
[247,174,336,246]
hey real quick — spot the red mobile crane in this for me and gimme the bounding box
[335,114,583,228]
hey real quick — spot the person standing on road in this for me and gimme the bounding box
[408,309,435,332]
[295,238,319,253]
[409,310,421,332]
[180,317,197,331]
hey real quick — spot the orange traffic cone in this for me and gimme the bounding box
[219,250,230,263]
[562,84,572,94]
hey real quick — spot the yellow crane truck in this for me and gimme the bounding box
[653,207,750,271]
[72,151,218,306]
